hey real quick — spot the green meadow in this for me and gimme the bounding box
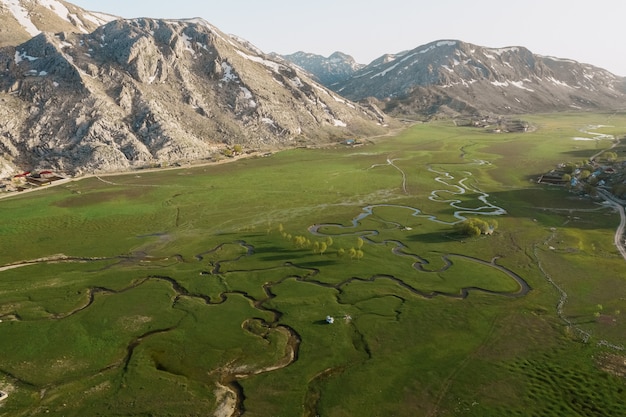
[0,113,625,416]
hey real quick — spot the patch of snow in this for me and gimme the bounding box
[547,77,572,88]
[290,77,304,88]
[240,87,256,107]
[14,50,39,64]
[573,137,594,141]
[542,55,577,64]
[39,0,70,21]
[442,65,453,72]
[333,119,347,127]
[399,52,418,63]
[437,40,457,47]
[38,71,48,76]
[484,53,496,60]
[511,81,534,92]
[371,62,400,78]
[181,32,195,54]
[261,117,275,126]
[492,47,519,55]
[240,87,253,99]
[82,11,116,26]
[221,62,238,82]
[235,50,282,72]
[5,0,40,36]
[491,80,509,87]
[53,81,59,87]
[352,69,374,79]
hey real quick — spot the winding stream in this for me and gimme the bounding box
[0,165,522,416]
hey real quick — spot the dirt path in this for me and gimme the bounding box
[596,189,626,262]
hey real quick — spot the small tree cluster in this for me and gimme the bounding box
[455,218,498,237]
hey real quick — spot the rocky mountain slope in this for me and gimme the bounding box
[331,40,626,116]
[0,17,387,175]
[280,51,364,86]
[0,0,115,47]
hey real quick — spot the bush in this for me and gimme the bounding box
[455,218,497,236]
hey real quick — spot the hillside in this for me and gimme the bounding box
[329,40,626,116]
[0,0,115,47]
[0,17,388,175]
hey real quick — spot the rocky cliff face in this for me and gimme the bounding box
[332,40,626,116]
[0,18,387,175]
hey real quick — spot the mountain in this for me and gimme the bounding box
[0,0,116,47]
[332,40,626,116]
[281,51,364,86]
[0,17,388,175]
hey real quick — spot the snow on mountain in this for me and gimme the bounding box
[0,17,387,174]
[0,0,116,47]
[332,40,626,116]
[281,51,364,86]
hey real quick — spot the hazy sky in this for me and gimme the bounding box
[70,0,626,75]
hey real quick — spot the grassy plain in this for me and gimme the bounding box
[1,113,626,416]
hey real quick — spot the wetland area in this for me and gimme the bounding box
[1,114,626,416]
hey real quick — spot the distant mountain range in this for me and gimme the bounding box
[279,51,364,86]
[283,40,626,116]
[1,0,625,176]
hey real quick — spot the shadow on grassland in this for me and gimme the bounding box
[405,231,459,244]
[480,188,616,231]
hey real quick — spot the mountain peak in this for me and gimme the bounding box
[328,39,626,116]
[0,16,387,175]
[0,0,117,47]
[281,50,364,86]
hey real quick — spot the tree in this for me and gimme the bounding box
[563,163,576,174]
[325,236,333,247]
[356,237,364,249]
[313,242,320,254]
[319,242,328,255]
[233,144,243,154]
[604,151,618,162]
[455,218,497,237]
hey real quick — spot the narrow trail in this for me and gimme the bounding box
[534,230,624,351]
[596,189,626,262]
[367,156,409,194]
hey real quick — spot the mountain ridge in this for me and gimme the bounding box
[285,40,626,116]
[0,15,388,175]
[280,51,364,86]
